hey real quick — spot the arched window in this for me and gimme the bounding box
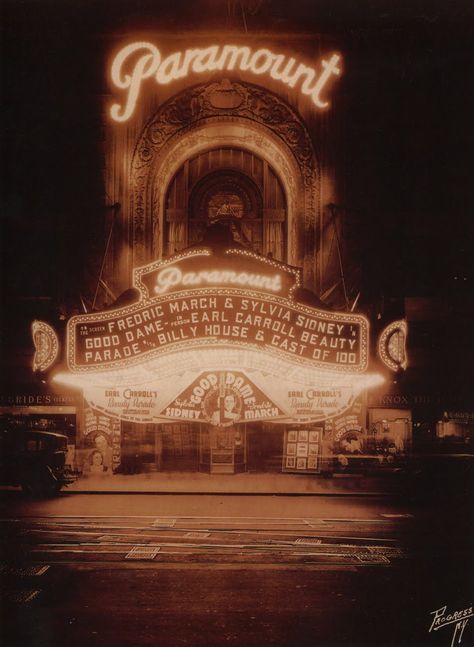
[164,147,286,260]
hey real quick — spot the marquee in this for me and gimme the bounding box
[40,247,386,426]
[67,248,368,374]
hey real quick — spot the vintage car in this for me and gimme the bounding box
[0,427,75,496]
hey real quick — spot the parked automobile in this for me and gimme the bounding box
[0,427,75,496]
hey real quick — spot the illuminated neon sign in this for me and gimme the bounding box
[153,266,282,295]
[67,248,369,373]
[377,320,408,371]
[110,42,342,122]
[134,249,299,299]
[32,320,60,372]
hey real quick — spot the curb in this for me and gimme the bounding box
[60,489,400,497]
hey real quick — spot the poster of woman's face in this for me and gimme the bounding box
[81,449,109,476]
[91,450,103,466]
[93,433,109,453]
[82,431,113,474]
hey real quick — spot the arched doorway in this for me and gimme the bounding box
[127,79,320,287]
[163,147,287,260]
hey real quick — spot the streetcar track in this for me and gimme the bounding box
[1,514,409,568]
[21,527,399,544]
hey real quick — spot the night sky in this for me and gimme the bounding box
[1,0,473,388]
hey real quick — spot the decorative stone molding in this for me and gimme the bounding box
[151,128,300,264]
[130,79,320,285]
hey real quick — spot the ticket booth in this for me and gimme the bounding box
[200,425,246,474]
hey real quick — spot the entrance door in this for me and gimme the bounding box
[199,426,247,474]
[160,424,199,471]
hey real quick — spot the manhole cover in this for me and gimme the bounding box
[294,538,323,545]
[356,553,390,564]
[303,519,326,525]
[368,546,405,558]
[22,565,50,577]
[11,590,41,604]
[125,546,161,560]
[0,565,49,577]
[152,519,176,528]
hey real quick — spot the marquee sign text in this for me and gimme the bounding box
[71,293,364,371]
[67,249,367,373]
[52,248,377,425]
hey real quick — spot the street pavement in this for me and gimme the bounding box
[0,493,472,647]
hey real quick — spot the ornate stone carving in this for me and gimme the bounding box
[207,79,245,109]
[130,80,319,285]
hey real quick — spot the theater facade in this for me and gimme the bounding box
[28,31,412,485]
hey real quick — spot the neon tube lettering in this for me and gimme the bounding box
[110,42,161,122]
[153,266,283,295]
[110,42,342,122]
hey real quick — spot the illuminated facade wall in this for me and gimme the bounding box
[101,33,350,310]
[78,30,380,479]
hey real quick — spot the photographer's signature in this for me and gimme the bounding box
[429,604,473,646]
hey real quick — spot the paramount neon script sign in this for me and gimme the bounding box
[110,41,342,122]
[43,248,383,426]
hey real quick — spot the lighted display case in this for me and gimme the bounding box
[282,428,322,473]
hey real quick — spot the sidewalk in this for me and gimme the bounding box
[66,470,404,495]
